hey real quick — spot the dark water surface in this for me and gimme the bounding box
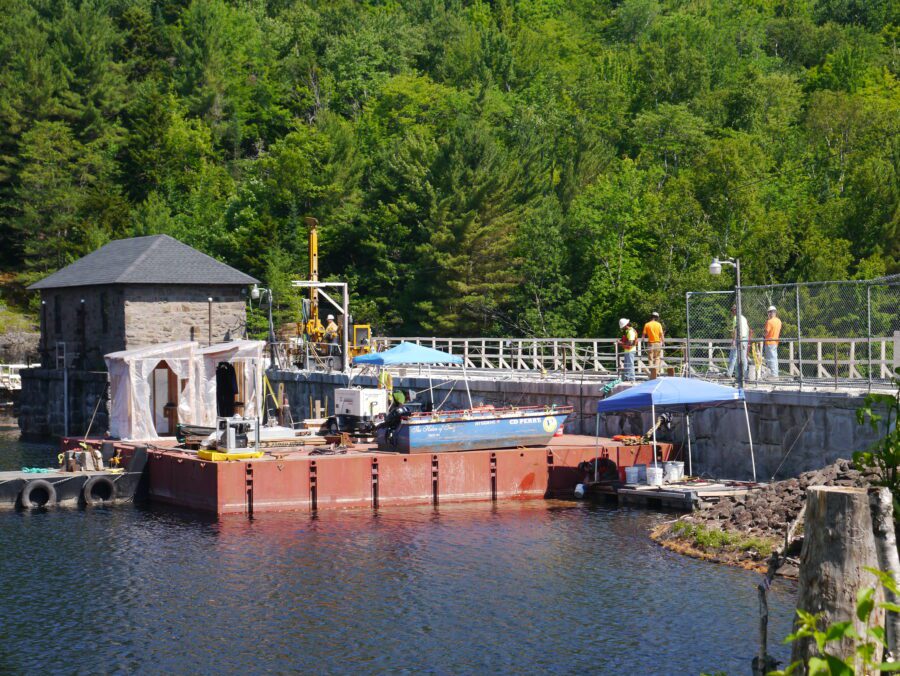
[0,419,797,675]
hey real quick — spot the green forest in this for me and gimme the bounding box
[0,0,898,338]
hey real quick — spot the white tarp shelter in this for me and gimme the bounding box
[105,341,199,440]
[196,340,266,427]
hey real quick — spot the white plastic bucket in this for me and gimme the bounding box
[663,461,685,483]
[635,464,647,483]
[646,466,664,486]
[624,466,641,484]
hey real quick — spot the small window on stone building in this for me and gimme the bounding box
[54,297,62,335]
[100,292,109,333]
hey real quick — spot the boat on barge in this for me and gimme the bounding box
[376,404,573,454]
[354,342,573,454]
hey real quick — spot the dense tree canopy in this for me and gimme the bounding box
[1,0,897,337]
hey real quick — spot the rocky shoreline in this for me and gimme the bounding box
[651,459,877,576]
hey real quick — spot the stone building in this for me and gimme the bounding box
[20,235,259,438]
[28,234,258,369]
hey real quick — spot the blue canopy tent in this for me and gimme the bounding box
[352,342,463,366]
[352,342,470,409]
[595,377,754,481]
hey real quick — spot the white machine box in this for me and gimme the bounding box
[334,388,388,419]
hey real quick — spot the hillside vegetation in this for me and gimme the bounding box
[1,0,897,337]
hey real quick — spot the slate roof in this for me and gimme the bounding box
[29,235,259,290]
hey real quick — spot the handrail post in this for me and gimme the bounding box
[796,285,803,391]
[867,284,873,392]
[685,291,692,378]
[614,340,619,379]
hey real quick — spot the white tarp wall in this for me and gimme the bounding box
[105,341,198,440]
[196,340,265,427]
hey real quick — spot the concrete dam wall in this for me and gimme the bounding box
[269,370,887,482]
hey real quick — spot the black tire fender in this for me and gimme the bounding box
[82,476,116,506]
[20,479,57,509]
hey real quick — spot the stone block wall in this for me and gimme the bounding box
[18,368,108,440]
[124,285,247,349]
[688,390,883,482]
[35,284,249,370]
[39,286,126,369]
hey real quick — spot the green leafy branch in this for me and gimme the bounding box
[854,369,900,513]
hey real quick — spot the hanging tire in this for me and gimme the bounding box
[20,479,57,509]
[82,476,116,506]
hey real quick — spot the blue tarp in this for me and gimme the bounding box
[352,341,463,366]
[596,377,743,413]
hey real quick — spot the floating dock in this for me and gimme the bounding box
[0,441,147,509]
[587,479,763,511]
[64,435,673,516]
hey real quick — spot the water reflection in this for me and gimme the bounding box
[0,421,796,675]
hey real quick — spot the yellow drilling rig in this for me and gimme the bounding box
[285,217,373,370]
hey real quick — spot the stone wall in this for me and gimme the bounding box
[269,370,888,481]
[691,389,882,482]
[18,368,108,440]
[124,285,247,349]
[35,284,249,370]
[39,286,126,369]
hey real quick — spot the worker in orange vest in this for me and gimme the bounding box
[763,305,782,377]
[642,311,664,372]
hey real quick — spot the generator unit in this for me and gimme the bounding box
[326,387,389,434]
[216,416,260,453]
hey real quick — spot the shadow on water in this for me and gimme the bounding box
[0,417,797,675]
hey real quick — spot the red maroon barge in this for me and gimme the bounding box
[63,435,672,515]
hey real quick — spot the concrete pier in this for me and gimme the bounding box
[17,368,107,440]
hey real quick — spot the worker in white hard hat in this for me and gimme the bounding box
[618,318,638,381]
[324,313,339,355]
[763,305,782,377]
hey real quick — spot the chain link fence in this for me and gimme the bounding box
[686,275,900,388]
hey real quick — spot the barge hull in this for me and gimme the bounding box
[144,436,671,515]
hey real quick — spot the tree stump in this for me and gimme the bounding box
[792,486,884,669]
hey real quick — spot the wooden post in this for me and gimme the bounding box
[792,486,883,668]
[870,487,900,660]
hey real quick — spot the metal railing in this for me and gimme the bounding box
[374,337,688,377]
[372,335,898,388]
[686,275,900,388]
[683,336,899,386]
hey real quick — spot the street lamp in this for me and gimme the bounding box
[251,284,278,369]
[710,257,744,388]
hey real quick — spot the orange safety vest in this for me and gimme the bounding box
[642,320,663,343]
[764,317,782,346]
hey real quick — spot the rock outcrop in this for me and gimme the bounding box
[652,459,880,574]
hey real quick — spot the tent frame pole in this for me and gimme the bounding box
[743,399,756,482]
[651,403,658,468]
[463,365,473,409]
[594,413,600,482]
[428,365,434,409]
[686,411,693,478]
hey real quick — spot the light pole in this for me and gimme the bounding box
[251,285,278,369]
[710,257,744,388]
